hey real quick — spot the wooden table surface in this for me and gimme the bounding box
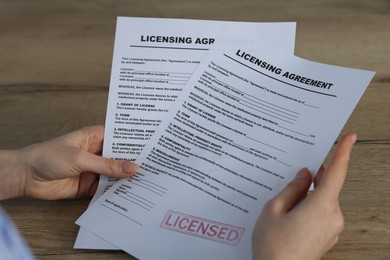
[1,0,389,259]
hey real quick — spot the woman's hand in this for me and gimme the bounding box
[252,133,357,260]
[0,125,138,200]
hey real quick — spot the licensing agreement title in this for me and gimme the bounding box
[236,49,334,90]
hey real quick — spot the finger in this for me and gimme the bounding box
[76,151,139,178]
[75,172,99,199]
[53,125,105,154]
[269,168,312,213]
[313,165,325,188]
[318,133,357,198]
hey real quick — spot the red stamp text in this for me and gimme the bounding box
[160,210,245,246]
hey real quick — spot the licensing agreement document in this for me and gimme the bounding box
[74,17,297,249]
[76,26,374,260]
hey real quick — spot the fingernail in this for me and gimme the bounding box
[351,133,357,144]
[122,161,139,175]
[295,168,308,179]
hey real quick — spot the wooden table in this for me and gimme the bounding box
[1,0,389,259]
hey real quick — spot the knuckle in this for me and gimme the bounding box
[287,177,309,193]
[72,150,85,166]
[332,212,345,234]
[263,198,282,215]
[287,179,303,190]
[321,201,344,234]
[104,158,115,172]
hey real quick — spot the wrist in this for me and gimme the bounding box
[0,149,27,200]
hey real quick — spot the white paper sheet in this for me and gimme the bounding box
[74,17,297,249]
[76,25,374,260]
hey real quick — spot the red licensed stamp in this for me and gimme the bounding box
[160,210,245,246]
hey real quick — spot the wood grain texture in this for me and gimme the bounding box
[0,0,389,259]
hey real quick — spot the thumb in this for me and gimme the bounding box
[271,168,312,213]
[77,151,139,178]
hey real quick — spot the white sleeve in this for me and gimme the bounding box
[0,207,34,260]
